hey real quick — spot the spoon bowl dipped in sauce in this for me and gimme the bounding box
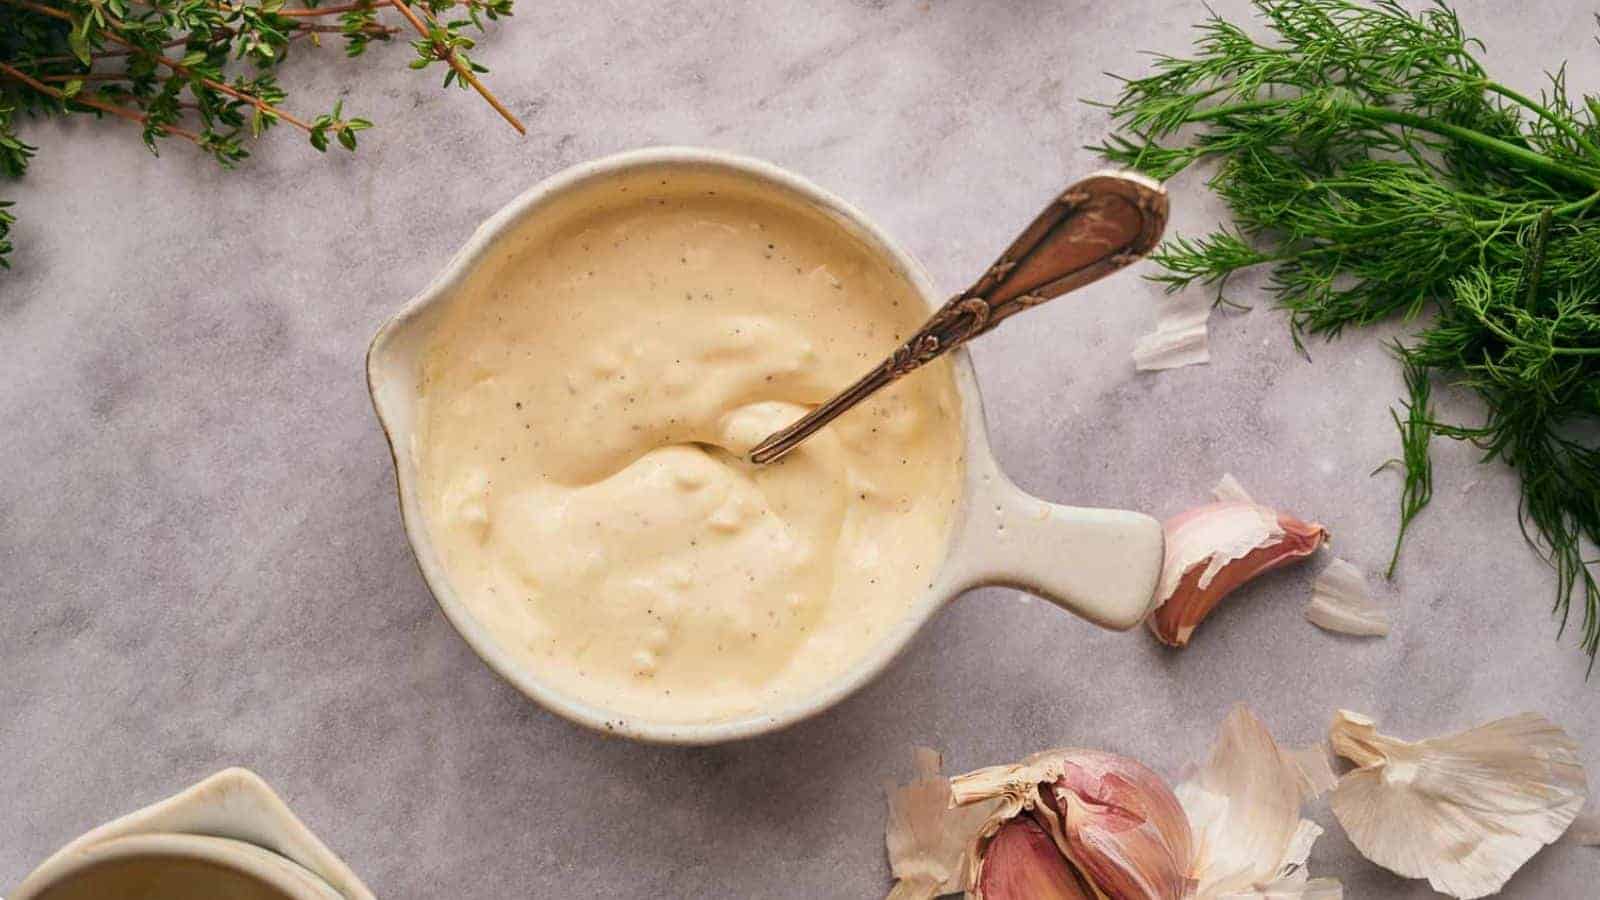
[368,148,1167,743]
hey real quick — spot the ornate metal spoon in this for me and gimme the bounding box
[747,171,1169,465]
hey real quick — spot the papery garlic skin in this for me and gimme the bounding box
[1569,809,1600,845]
[1148,502,1328,647]
[1304,557,1389,637]
[883,748,998,900]
[1177,706,1334,899]
[975,816,1094,900]
[1328,710,1589,899]
[1216,877,1343,899]
[952,749,1195,900]
[1134,293,1210,371]
[1211,474,1254,505]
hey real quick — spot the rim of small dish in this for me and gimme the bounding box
[9,834,344,900]
[366,146,995,744]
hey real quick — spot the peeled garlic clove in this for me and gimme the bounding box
[1177,705,1335,899]
[1328,710,1589,899]
[975,816,1094,900]
[952,749,1194,900]
[1148,501,1328,647]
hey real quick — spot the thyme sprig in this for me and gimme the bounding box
[0,0,523,267]
[1096,0,1600,661]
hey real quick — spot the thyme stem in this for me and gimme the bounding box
[0,61,200,142]
[389,0,524,134]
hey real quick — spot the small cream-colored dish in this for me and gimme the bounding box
[368,147,1164,744]
[9,769,374,900]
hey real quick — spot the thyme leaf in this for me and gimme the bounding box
[0,0,524,268]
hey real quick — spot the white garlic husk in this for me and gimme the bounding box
[1178,705,1340,899]
[1303,557,1389,637]
[883,748,999,900]
[1328,710,1589,899]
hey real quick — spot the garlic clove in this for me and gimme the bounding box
[1328,710,1589,899]
[952,749,1194,900]
[1177,706,1333,899]
[974,816,1095,900]
[1304,557,1389,637]
[1045,751,1196,900]
[1148,501,1328,647]
[883,748,998,900]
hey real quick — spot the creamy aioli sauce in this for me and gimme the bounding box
[417,172,963,724]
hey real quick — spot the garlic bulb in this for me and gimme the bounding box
[1303,557,1389,637]
[1148,498,1328,647]
[883,748,999,900]
[952,749,1194,900]
[1177,706,1336,899]
[1328,710,1589,899]
[945,709,1343,900]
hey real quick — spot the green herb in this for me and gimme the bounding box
[0,0,523,268]
[1096,0,1600,661]
[1375,354,1434,579]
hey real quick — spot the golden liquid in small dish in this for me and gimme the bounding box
[36,856,293,900]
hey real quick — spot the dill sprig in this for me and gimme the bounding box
[1096,0,1600,661]
[1375,354,1434,579]
[0,0,523,269]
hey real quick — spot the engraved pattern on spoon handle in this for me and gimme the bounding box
[748,171,1168,465]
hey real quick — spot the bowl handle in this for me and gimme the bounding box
[953,471,1164,630]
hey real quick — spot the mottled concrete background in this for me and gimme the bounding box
[3,1,1597,896]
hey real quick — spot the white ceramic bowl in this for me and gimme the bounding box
[367,147,1164,744]
[10,769,373,900]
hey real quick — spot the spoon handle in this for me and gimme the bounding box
[748,171,1168,465]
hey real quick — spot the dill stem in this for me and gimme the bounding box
[1181,98,1600,190]
[1471,309,1600,356]
[1355,106,1600,189]
[1181,98,1284,122]
[1472,190,1600,229]
[1483,81,1600,166]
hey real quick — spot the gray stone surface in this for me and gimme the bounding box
[3,1,1598,896]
